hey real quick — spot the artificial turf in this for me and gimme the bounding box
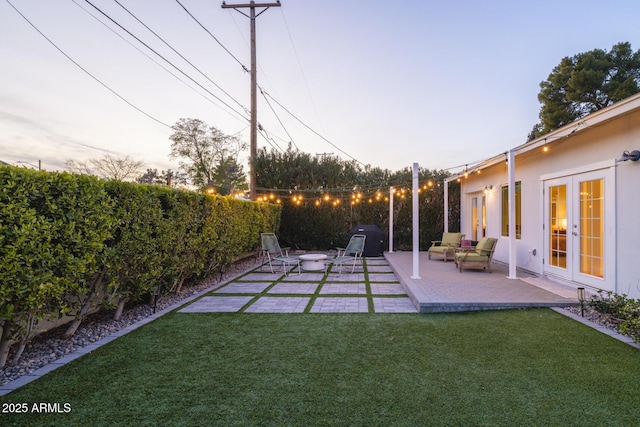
[1,309,639,426]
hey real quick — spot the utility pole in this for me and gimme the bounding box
[222,1,281,200]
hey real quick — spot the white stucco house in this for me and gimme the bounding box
[445,92,640,299]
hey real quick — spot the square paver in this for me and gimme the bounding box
[370,283,407,295]
[268,282,320,294]
[310,297,369,313]
[214,282,271,293]
[320,283,367,294]
[179,296,253,313]
[366,264,394,273]
[372,297,417,313]
[239,271,282,281]
[282,272,325,282]
[325,273,366,282]
[244,297,310,313]
[368,273,399,282]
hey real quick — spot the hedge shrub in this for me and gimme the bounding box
[0,166,281,366]
[0,168,114,366]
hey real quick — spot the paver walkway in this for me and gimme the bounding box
[179,256,417,314]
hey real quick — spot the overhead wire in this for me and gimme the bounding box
[70,0,233,120]
[278,7,325,134]
[257,124,285,152]
[82,0,249,123]
[259,86,298,150]
[4,0,171,128]
[261,90,365,165]
[172,0,298,154]
[169,1,365,166]
[112,0,248,115]
[174,0,249,73]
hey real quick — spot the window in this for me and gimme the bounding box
[501,181,521,239]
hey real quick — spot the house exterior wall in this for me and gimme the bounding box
[459,104,640,299]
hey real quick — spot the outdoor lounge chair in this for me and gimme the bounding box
[260,232,300,275]
[453,237,497,272]
[427,232,463,262]
[331,234,366,274]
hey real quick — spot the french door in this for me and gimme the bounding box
[471,195,486,241]
[544,170,613,290]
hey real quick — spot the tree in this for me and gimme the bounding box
[135,168,188,187]
[253,146,458,250]
[169,118,248,194]
[531,42,640,139]
[66,154,144,181]
[136,168,167,185]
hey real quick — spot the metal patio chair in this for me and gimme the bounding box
[331,234,366,274]
[260,233,300,275]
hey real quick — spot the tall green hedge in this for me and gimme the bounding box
[0,166,281,367]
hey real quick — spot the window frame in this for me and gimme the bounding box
[501,181,521,239]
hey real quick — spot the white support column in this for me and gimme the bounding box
[411,163,421,279]
[389,186,394,253]
[507,149,517,279]
[444,179,449,232]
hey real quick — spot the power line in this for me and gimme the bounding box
[82,0,249,123]
[261,90,365,165]
[112,0,247,114]
[174,0,249,73]
[257,125,284,152]
[4,0,171,128]
[279,7,325,134]
[71,0,237,122]
[259,86,298,149]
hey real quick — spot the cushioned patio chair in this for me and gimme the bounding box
[454,237,498,272]
[260,233,300,275]
[331,234,366,274]
[427,232,463,262]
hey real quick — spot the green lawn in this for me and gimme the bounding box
[1,309,639,426]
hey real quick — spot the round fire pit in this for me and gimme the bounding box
[298,254,328,272]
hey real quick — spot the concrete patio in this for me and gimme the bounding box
[385,251,578,313]
[177,251,578,315]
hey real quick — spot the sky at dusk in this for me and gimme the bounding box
[2,0,640,176]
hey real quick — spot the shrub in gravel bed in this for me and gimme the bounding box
[587,290,640,342]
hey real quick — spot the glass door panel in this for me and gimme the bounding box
[548,184,568,270]
[578,179,604,278]
[471,197,478,241]
[481,196,486,239]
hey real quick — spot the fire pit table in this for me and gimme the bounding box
[298,254,328,272]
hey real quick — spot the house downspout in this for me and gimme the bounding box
[507,149,517,279]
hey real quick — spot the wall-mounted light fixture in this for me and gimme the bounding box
[484,185,493,193]
[617,150,640,162]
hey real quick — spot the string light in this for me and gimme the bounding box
[254,177,448,208]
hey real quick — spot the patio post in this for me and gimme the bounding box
[411,163,421,279]
[389,186,394,253]
[444,178,449,232]
[507,149,517,279]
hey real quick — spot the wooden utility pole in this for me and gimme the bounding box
[222,1,281,200]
